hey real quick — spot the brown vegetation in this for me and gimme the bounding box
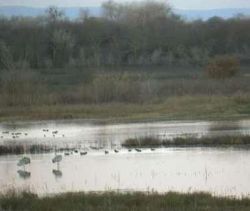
[205,55,240,79]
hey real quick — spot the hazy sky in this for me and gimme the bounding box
[0,0,249,9]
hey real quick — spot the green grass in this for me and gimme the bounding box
[1,191,250,211]
[0,95,250,123]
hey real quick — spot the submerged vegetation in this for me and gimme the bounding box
[122,135,250,148]
[1,191,250,211]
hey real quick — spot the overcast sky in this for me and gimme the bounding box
[0,0,249,10]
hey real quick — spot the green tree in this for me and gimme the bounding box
[49,29,75,68]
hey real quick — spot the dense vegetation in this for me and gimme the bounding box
[122,135,250,148]
[1,191,250,211]
[0,1,250,121]
[0,1,250,68]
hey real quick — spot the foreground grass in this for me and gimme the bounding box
[0,95,250,123]
[123,135,250,148]
[1,191,250,211]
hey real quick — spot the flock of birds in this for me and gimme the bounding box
[1,128,156,179]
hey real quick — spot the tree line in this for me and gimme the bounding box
[0,0,250,70]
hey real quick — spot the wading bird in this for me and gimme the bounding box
[52,154,62,164]
[17,156,31,171]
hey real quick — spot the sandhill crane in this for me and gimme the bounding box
[52,154,62,163]
[17,155,31,179]
[17,143,31,172]
[52,152,62,179]
[17,157,31,168]
[52,145,62,167]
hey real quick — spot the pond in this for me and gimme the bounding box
[0,119,250,197]
[1,148,250,197]
[1,119,250,149]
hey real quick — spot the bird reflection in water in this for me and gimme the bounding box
[52,169,63,178]
[52,148,63,178]
[17,156,31,179]
[17,170,31,179]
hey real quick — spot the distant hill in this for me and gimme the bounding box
[175,8,250,20]
[1,6,250,20]
[0,6,101,19]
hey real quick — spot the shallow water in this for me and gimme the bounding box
[1,119,250,149]
[1,148,250,197]
[1,119,250,197]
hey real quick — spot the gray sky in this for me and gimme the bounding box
[0,0,249,9]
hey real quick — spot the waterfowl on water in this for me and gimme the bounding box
[80,151,88,156]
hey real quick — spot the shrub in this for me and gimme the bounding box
[205,55,240,79]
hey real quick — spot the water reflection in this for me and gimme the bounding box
[17,170,31,179]
[0,148,249,197]
[52,169,63,178]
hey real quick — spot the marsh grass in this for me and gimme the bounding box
[0,145,52,155]
[122,135,250,148]
[1,191,250,211]
[1,67,250,122]
[0,145,76,155]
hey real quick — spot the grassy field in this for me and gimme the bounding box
[0,95,250,123]
[1,191,250,211]
[1,66,250,122]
